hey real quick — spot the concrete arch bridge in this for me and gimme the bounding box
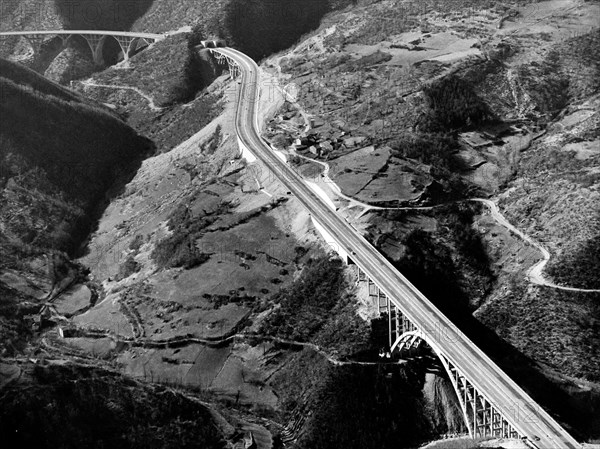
[0,30,166,65]
[356,264,563,445]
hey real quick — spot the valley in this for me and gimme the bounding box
[1,1,599,448]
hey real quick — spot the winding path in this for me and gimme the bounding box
[285,151,599,293]
[472,199,600,293]
[80,79,164,112]
[66,324,404,367]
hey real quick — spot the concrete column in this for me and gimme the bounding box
[58,34,72,47]
[24,34,47,56]
[472,389,478,437]
[82,34,107,66]
[114,36,137,61]
[387,299,392,347]
[394,306,401,341]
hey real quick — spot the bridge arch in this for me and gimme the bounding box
[392,330,521,440]
[1,31,162,66]
[209,49,241,80]
[76,34,155,65]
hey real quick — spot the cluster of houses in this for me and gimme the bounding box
[292,123,369,158]
[268,102,375,159]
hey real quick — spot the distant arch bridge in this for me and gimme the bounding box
[0,30,166,65]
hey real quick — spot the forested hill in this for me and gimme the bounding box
[0,58,150,354]
[0,58,151,251]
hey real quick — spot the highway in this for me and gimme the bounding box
[217,47,581,449]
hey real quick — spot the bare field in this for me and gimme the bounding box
[73,293,134,338]
[117,343,232,388]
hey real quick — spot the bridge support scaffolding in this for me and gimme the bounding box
[114,36,154,62]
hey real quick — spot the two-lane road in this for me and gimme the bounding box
[217,47,580,449]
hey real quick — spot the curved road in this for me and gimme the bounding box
[472,199,600,293]
[218,47,580,449]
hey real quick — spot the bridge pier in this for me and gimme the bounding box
[82,34,107,66]
[357,266,366,282]
[113,36,154,62]
[114,35,137,62]
[23,34,48,57]
[209,49,241,80]
[57,34,72,47]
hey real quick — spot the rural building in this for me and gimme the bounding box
[459,131,492,148]
[319,141,333,152]
[343,135,367,148]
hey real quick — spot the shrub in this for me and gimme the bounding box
[151,202,231,270]
[261,256,346,341]
[116,256,140,281]
[129,234,145,251]
[422,75,494,130]
[390,132,457,170]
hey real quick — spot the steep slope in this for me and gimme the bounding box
[0,59,151,355]
[0,58,151,252]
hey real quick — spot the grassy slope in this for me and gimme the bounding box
[0,0,63,33]
[54,0,154,30]
[89,34,209,107]
[473,32,600,386]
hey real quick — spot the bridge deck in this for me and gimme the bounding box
[217,46,582,449]
[0,30,165,40]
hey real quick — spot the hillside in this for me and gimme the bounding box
[1,0,599,447]
[0,362,225,449]
[5,25,469,448]
[259,0,600,441]
[0,59,150,356]
[133,0,357,60]
[0,59,151,252]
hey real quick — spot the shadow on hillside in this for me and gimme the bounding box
[0,59,154,257]
[74,139,154,259]
[374,205,600,440]
[547,214,600,290]
[218,0,357,61]
[55,0,155,31]
[402,267,600,441]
